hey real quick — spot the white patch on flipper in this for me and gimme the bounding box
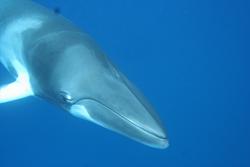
[0,17,43,103]
[0,74,33,103]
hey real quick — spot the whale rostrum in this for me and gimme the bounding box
[0,0,168,149]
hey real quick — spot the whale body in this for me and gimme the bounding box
[0,0,168,149]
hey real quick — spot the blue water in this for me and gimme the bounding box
[0,0,249,166]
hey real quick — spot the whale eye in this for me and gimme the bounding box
[58,91,73,104]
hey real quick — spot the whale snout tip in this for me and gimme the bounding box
[155,137,169,149]
[134,118,169,149]
[152,133,169,149]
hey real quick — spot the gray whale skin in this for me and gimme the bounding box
[0,0,168,149]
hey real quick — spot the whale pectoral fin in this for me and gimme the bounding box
[0,77,33,104]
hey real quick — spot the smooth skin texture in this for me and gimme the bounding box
[0,0,168,149]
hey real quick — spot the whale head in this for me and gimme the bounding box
[29,33,168,149]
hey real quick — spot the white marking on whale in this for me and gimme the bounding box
[0,0,168,149]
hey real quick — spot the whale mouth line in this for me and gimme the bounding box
[74,97,167,141]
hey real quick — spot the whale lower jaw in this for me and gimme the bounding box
[70,98,169,149]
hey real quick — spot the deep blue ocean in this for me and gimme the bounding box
[0,0,249,166]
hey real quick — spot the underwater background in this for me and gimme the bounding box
[0,0,249,166]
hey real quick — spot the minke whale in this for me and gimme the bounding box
[0,0,168,149]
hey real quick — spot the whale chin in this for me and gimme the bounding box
[70,99,169,149]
